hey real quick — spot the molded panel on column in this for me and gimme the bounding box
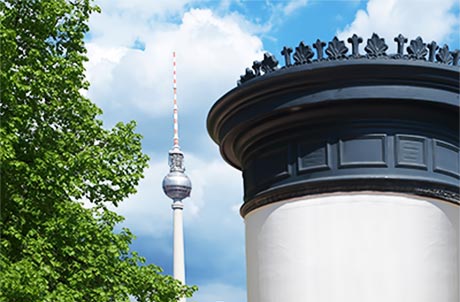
[395,135,427,169]
[244,147,291,194]
[433,140,460,179]
[298,141,330,173]
[339,135,387,168]
[255,148,290,182]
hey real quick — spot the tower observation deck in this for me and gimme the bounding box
[163,147,191,202]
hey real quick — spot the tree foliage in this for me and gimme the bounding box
[0,0,196,301]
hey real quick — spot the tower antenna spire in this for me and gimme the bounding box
[173,51,179,148]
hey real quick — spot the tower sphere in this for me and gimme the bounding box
[162,171,192,201]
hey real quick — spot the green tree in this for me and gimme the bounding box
[0,0,196,301]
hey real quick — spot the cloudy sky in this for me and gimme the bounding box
[84,1,459,301]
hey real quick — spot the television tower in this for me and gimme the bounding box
[162,52,191,300]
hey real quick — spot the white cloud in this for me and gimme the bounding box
[337,0,459,51]
[86,7,263,118]
[94,0,191,21]
[260,0,310,37]
[111,158,171,237]
[283,0,308,16]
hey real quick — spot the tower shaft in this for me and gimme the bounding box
[172,201,185,284]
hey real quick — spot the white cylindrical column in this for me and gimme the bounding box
[172,201,186,302]
[245,193,459,302]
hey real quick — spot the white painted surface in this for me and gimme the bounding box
[245,193,459,302]
[172,202,186,302]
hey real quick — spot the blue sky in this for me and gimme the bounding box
[83,1,459,301]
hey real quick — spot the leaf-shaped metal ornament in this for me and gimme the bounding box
[365,33,388,57]
[238,68,256,85]
[326,37,348,60]
[436,45,453,64]
[407,37,427,60]
[293,41,314,65]
[261,53,279,73]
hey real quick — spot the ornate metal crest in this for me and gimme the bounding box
[407,37,428,60]
[261,53,279,73]
[237,33,460,86]
[436,45,453,64]
[364,33,388,57]
[293,42,314,65]
[326,37,348,60]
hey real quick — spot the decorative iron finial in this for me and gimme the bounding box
[313,39,326,61]
[348,34,363,58]
[452,50,459,66]
[252,60,262,76]
[427,41,438,62]
[281,46,293,67]
[394,34,408,58]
